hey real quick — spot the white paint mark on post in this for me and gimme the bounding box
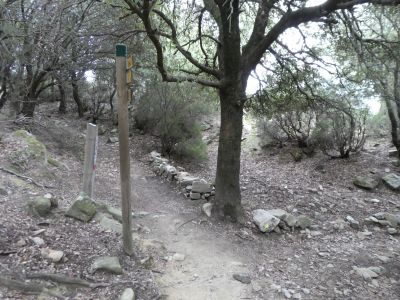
[82,123,98,199]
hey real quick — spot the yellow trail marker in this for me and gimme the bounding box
[127,70,133,84]
[127,55,134,69]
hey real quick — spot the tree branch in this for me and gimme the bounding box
[242,0,400,76]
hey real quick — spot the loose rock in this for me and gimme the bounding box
[66,194,97,222]
[91,256,123,274]
[16,239,26,247]
[252,209,280,233]
[172,253,185,261]
[30,196,52,217]
[191,179,212,194]
[30,237,45,246]
[266,209,288,219]
[295,216,312,229]
[382,173,400,191]
[190,192,201,200]
[233,273,251,284]
[353,266,381,281]
[177,172,199,187]
[120,288,135,300]
[41,248,64,263]
[282,288,292,299]
[353,176,379,190]
[283,214,297,227]
[107,137,119,143]
[346,215,360,229]
[202,203,213,217]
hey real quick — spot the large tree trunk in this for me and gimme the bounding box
[213,0,245,221]
[215,84,245,221]
[20,94,37,117]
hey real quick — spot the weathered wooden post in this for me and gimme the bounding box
[82,123,98,198]
[115,44,133,256]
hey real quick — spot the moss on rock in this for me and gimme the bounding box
[65,194,97,222]
[8,130,47,169]
[28,196,52,217]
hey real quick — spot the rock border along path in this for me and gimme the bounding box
[130,160,263,300]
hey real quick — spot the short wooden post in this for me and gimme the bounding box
[116,44,133,256]
[82,123,98,198]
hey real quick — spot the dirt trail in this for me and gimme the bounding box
[130,165,256,300]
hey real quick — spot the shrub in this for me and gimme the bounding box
[256,110,316,156]
[134,82,210,161]
[311,108,368,158]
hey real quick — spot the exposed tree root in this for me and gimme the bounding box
[0,167,54,189]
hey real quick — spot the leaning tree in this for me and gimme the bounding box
[334,7,400,159]
[116,0,400,221]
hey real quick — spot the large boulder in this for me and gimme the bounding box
[382,173,400,191]
[252,209,280,233]
[7,130,47,169]
[353,176,379,190]
[65,194,97,222]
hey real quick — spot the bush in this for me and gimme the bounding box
[173,125,208,161]
[311,108,368,158]
[134,82,210,161]
[256,110,316,157]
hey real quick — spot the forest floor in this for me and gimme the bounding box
[0,104,399,300]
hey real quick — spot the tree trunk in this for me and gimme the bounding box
[20,94,37,117]
[70,71,85,117]
[58,82,66,114]
[213,0,245,221]
[0,65,10,110]
[214,84,245,221]
[393,62,400,159]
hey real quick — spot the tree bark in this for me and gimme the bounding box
[0,65,10,110]
[70,71,85,117]
[215,85,245,221]
[20,94,37,117]
[213,0,245,221]
[393,62,400,158]
[58,81,66,114]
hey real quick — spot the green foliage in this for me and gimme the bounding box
[173,125,208,161]
[367,103,390,138]
[134,82,212,161]
[311,108,368,158]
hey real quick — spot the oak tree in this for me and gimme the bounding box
[117,0,400,221]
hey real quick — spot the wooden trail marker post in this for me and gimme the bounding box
[115,44,133,256]
[82,123,98,199]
